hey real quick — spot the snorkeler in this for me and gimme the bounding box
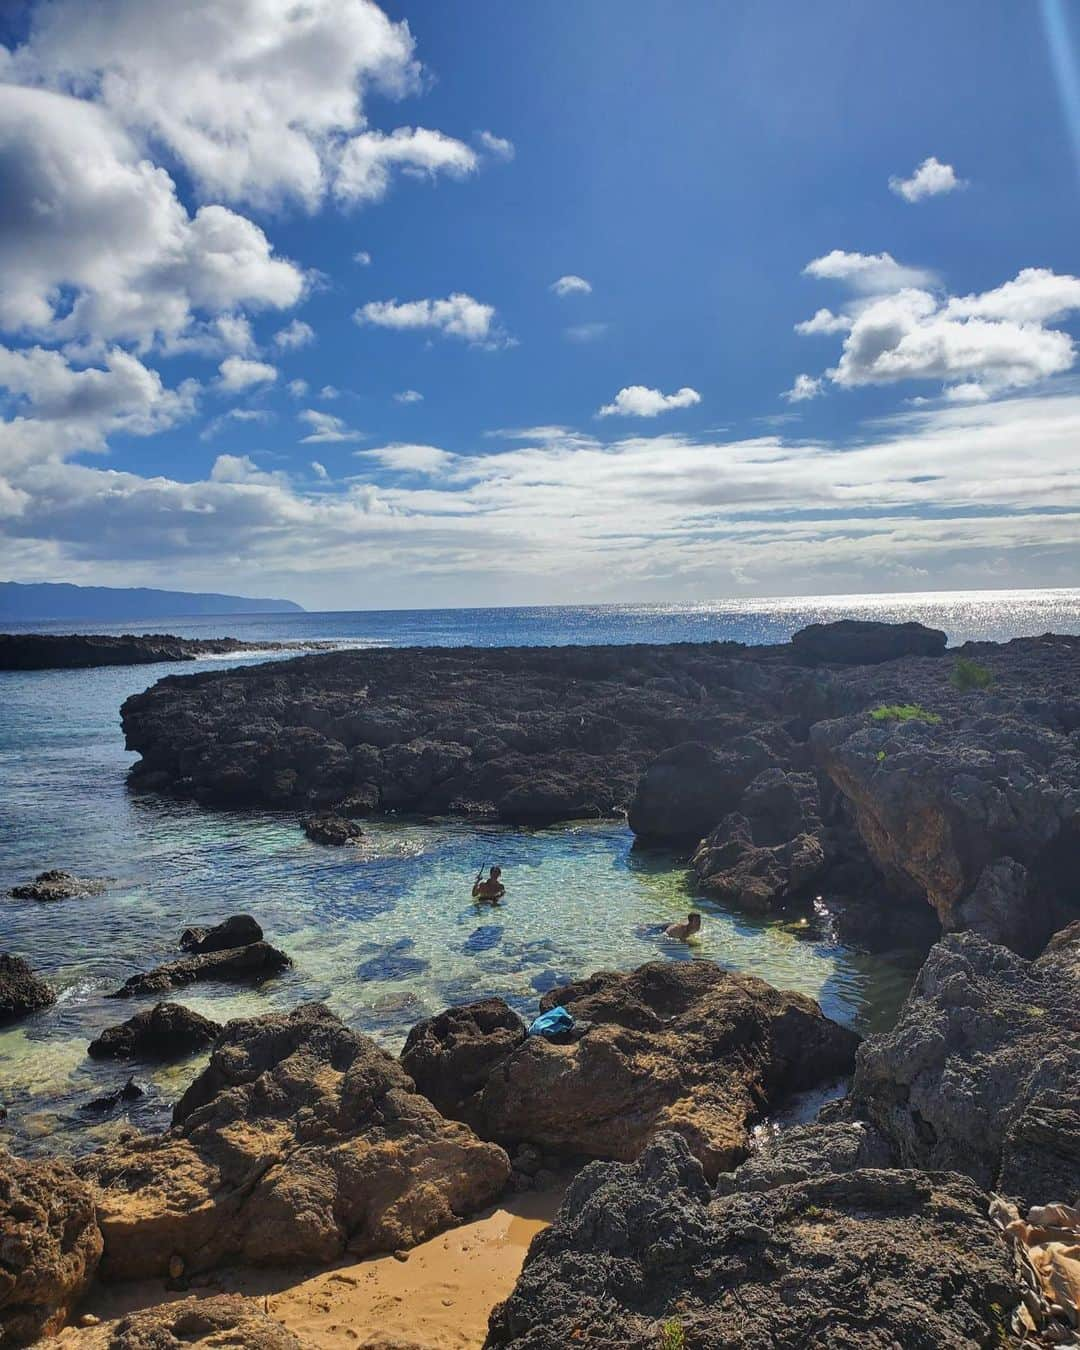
[664,912,702,942]
[472,865,506,903]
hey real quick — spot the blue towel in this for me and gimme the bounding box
[528,1005,575,1038]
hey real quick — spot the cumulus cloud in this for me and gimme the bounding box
[6,0,421,210]
[353,251,372,266]
[889,156,964,203]
[200,407,273,440]
[797,255,1080,400]
[794,308,851,336]
[598,385,702,417]
[218,356,277,391]
[550,275,593,298]
[803,250,936,294]
[0,84,306,348]
[355,293,502,345]
[394,389,424,403]
[335,127,478,204]
[318,386,341,401]
[311,460,329,480]
[782,374,823,402]
[209,453,288,486]
[273,319,315,350]
[475,130,515,161]
[287,379,309,398]
[298,409,362,443]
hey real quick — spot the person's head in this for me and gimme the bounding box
[490,866,502,879]
[687,912,702,932]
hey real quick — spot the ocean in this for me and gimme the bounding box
[3,587,1079,1157]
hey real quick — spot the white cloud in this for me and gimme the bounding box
[335,126,478,205]
[273,319,315,350]
[298,409,362,443]
[218,356,277,391]
[287,379,309,398]
[200,407,273,440]
[394,389,424,403]
[7,0,420,211]
[353,251,372,266]
[794,308,851,336]
[889,156,964,203]
[598,385,702,417]
[550,275,593,298]
[209,453,288,486]
[945,267,1080,325]
[782,374,823,403]
[311,460,329,480]
[359,443,455,473]
[803,250,936,294]
[318,385,341,401]
[356,293,502,345]
[475,130,515,161]
[0,84,306,348]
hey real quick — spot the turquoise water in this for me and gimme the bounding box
[11,587,1076,1157]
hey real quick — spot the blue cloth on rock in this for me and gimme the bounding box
[527,1005,575,1038]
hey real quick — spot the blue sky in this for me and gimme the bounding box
[1,0,1079,608]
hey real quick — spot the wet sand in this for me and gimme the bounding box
[56,1186,562,1349]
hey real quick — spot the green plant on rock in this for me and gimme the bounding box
[660,1318,687,1350]
[869,703,942,725]
[951,657,994,691]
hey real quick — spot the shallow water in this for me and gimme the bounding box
[0,651,929,1157]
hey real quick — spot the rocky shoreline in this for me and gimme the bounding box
[2,620,1079,1346]
[0,632,334,670]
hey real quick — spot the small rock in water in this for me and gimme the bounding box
[81,1075,143,1114]
[463,924,504,954]
[9,869,107,902]
[530,968,572,995]
[180,914,262,953]
[0,952,55,1023]
[301,814,364,846]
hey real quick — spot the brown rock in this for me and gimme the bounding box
[401,998,527,1127]
[409,962,858,1180]
[92,1295,303,1348]
[0,952,55,1023]
[79,1002,510,1280]
[179,914,262,953]
[88,1002,222,1061]
[106,941,290,999]
[0,1153,102,1345]
[300,814,365,845]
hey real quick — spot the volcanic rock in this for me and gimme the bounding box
[691,768,826,910]
[404,961,858,1179]
[179,913,262,953]
[9,869,106,902]
[67,1295,304,1349]
[106,941,291,998]
[713,1119,895,1195]
[791,618,948,665]
[88,1002,222,1061]
[78,1002,510,1279]
[79,1077,144,1115]
[0,953,55,1023]
[849,923,1080,1207]
[0,1153,103,1346]
[0,632,329,671]
[301,813,365,845]
[484,1133,1021,1350]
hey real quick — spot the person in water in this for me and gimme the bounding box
[472,865,506,903]
[664,912,702,941]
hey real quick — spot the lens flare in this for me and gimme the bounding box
[1040,0,1080,182]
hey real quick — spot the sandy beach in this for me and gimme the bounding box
[54,1187,562,1349]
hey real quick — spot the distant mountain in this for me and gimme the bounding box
[0,581,304,620]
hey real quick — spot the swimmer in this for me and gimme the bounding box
[472,865,506,904]
[664,912,702,942]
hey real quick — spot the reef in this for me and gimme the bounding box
[0,632,330,671]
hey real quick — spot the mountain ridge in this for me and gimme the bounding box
[0,581,304,620]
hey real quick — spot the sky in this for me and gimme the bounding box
[1,0,1079,610]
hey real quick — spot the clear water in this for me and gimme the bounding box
[6,588,1077,1157]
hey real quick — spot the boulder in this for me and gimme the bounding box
[691,769,826,910]
[88,1002,222,1061]
[78,1003,510,1279]
[627,737,779,845]
[9,869,106,902]
[713,1119,895,1195]
[791,618,948,665]
[0,1153,103,1345]
[106,941,291,998]
[0,953,55,1023]
[65,1295,303,1349]
[401,998,528,1126]
[849,923,1080,1207]
[300,814,365,845]
[485,1133,1021,1350]
[407,962,858,1180]
[179,914,262,953]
